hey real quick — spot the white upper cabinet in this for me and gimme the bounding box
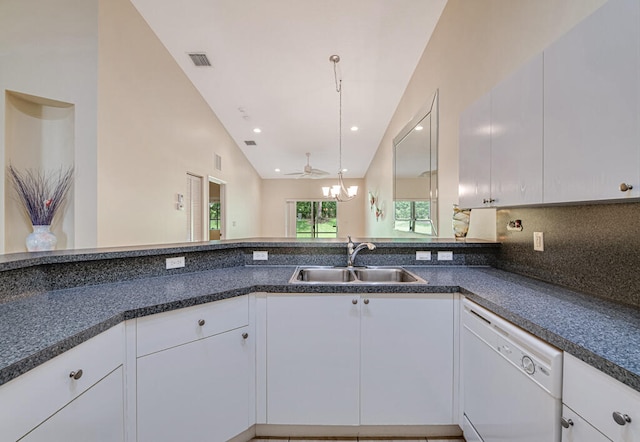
[544,0,640,203]
[459,53,543,209]
[459,0,640,207]
[491,53,543,206]
[459,92,492,209]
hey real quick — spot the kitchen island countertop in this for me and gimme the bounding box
[1,264,639,393]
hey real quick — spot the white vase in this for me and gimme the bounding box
[26,225,57,252]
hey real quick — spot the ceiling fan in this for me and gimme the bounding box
[284,152,329,179]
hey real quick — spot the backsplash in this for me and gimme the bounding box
[496,202,640,308]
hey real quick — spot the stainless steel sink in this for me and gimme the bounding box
[289,266,427,284]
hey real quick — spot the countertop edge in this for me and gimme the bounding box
[2,268,639,395]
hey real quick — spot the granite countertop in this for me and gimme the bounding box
[1,265,639,394]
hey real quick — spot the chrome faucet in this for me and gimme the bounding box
[347,236,376,267]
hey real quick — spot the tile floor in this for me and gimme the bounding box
[250,438,465,441]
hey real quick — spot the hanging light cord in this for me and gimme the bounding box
[325,54,357,202]
[332,56,343,173]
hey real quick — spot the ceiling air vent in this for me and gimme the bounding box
[188,52,211,67]
[244,140,257,146]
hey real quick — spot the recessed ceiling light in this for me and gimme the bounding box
[275,168,281,172]
[253,128,262,133]
[350,126,358,131]
[342,168,348,172]
[415,125,424,131]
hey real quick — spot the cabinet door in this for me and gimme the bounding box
[137,326,251,442]
[266,294,360,425]
[360,293,454,425]
[0,324,123,442]
[21,367,125,442]
[491,53,543,206]
[459,92,492,209]
[544,0,640,203]
[563,353,640,441]
[561,405,612,442]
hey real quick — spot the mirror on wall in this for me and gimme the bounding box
[393,90,438,235]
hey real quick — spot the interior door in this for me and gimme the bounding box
[186,173,203,241]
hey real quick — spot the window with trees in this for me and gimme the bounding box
[295,201,337,238]
[394,201,433,234]
[209,201,221,230]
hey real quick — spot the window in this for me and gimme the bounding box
[295,201,337,238]
[394,201,433,235]
[209,201,221,230]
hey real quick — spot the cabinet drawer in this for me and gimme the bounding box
[136,295,248,357]
[0,323,124,442]
[563,353,640,441]
[561,405,611,442]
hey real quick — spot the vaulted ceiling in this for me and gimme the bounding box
[130,0,447,179]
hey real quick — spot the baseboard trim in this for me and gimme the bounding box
[229,425,257,442]
[254,424,462,438]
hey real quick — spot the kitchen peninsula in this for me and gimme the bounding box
[1,238,639,441]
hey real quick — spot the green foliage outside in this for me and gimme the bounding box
[209,202,221,230]
[296,201,337,238]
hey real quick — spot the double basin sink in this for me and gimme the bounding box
[289,266,427,284]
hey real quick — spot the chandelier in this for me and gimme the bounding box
[322,55,358,201]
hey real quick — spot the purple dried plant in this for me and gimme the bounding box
[8,165,74,226]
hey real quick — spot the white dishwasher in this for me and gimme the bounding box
[462,298,563,442]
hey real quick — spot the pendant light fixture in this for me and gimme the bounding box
[322,55,358,201]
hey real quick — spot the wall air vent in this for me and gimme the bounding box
[244,140,257,146]
[188,53,211,67]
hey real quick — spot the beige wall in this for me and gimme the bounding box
[260,178,365,238]
[0,0,98,252]
[97,0,262,246]
[365,0,607,240]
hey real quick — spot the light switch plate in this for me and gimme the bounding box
[416,251,432,261]
[253,251,268,261]
[438,251,453,261]
[166,256,185,269]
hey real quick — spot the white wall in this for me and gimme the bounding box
[97,0,262,246]
[365,0,607,240]
[0,0,98,252]
[260,178,365,238]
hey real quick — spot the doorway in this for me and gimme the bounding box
[208,178,225,240]
[292,200,337,238]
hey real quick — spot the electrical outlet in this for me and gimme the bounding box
[166,256,185,269]
[253,251,268,261]
[533,232,544,251]
[416,251,432,261]
[437,251,453,261]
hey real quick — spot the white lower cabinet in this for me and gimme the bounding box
[265,292,455,426]
[134,295,253,442]
[561,405,612,442]
[135,296,252,442]
[563,352,640,441]
[266,293,360,425]
[360,293,454,425]
[0,324,125,442]
[136,325,251,442]
[21,367,125,442]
